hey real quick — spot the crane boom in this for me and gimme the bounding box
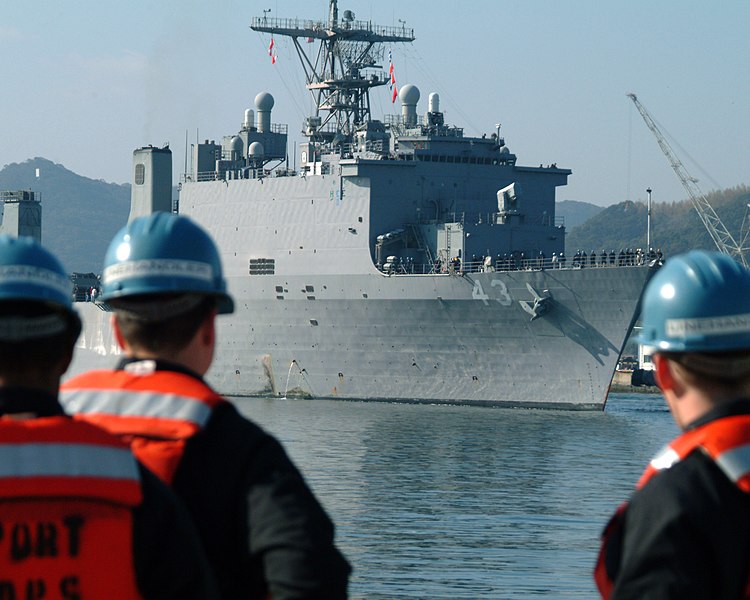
[627,93,747,267]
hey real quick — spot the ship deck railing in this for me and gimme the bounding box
[317,139,388,157]
[1,190,41,203]
[251,16,414,42]
[379,253,659,275]
[184,169,278,183]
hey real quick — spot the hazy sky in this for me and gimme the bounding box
[1,0,747,207]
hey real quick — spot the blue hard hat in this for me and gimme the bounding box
[638,250,750,352]
[0,235,74,310]
[101,212,234,314]
[0,235,80,341]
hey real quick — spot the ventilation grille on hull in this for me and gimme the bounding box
[249,258,275,275]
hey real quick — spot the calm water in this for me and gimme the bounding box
[232,393,676,599]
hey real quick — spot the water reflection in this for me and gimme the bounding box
[234,394,674,599]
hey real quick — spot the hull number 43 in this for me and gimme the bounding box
[472,280,513,306]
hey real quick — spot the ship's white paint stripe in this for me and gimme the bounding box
[0,443,139,480]
[666,313,750,339]
[61,389,212,425]
[103,259,214,284]
[715,444,750,483]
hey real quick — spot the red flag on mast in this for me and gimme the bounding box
[269,36,276,64]
[388,50,398,103]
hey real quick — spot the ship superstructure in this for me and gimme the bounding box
[69,1,656,409]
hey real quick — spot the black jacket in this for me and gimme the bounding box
[607,398,750,600]
[121,359,352,600]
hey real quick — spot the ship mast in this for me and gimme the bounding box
[251,0,414,145]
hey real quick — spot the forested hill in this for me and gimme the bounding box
[565,185,750,256]
[0,158,129,273]
[556,200,604,230]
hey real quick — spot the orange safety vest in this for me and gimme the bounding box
[61,369,225,485]
[594,414,750,599]
[0,415,144,599]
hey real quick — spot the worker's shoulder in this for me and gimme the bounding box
[636,449,743,517]
[194,399,288,459]
[183,399,305,487]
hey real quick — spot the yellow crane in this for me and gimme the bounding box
[627,93,748,267]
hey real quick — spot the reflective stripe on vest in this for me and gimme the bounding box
[62,388,213,427]
[716,443,750,488]
[61,369,223,439]
[637,414,750,492]
[0,442,140,503]
[61,369,225,484]
[0,442,138,479]
[595,413,750,599]
[0,416,142,505]
[0,416,144,599]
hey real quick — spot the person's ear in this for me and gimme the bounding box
[112,315,130,352]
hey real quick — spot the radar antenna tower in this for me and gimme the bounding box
[252,0,414,144]
[627,93,748,267]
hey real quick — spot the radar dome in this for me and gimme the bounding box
[255,92,275,111]
[249,141,265,157]
[231,136,243,152]
[399,84,420,105]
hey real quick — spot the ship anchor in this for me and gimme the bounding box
[519,283,553,321]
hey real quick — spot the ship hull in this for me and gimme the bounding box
[69,264,652,410]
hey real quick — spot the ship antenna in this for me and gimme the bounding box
[329,0,338,28]
[184,130,188,183]
[251,2,414,149]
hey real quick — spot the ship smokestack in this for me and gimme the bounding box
[399,84,420,127]
[255,92,275,133]
[129,145,172,222]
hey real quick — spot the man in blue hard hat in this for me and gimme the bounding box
[595,250,750,599]
[0,235,218,599]
[61,212,350,599]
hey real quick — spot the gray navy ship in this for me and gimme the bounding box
[69,1,657,409]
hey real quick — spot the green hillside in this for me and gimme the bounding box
[556,200,604,230]
[0,158,130,272]
[565,185,750,256]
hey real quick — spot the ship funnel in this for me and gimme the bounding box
[255,92,275,133]
[428,92,440,113]
[129,145,172,222]
[0,191,41,242]
[243,108,255,130]
[399,84,420,127]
